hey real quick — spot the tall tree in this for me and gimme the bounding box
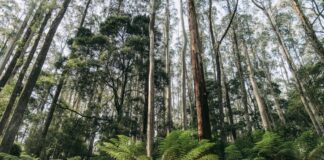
[242,39,272,131]
[0,1,46,90]
[290,0,324,59]
[0,8,53,136]
[252,0,324,135]
[146,0,156,157]
[179,0,188,130]
[164,0,172,134]
[0,3,35,75]
[0,0,72,152]
[188,0,211,140]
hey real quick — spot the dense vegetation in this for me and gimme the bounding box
[0,0,323,159]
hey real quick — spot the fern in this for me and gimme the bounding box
[159,130,218,160]
[98,135,148,160]
[253,132,299,159]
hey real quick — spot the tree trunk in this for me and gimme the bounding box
[220,56,236,140]
[258,4,324,135]
[0,3,35,75]
[79,0,92,29]
[264,63,286,125]
[146,0,156,157]
[180,0,188,130]
[38,76,64,158]
[232,29,252,134]
[242,40,272,131]
[164,0,172,134]
[0,0,71,152]
[208,0,225,157]
[291,0,324,59]
[188,0,211,140]
[0,9,53,136]
[0,3,46,90]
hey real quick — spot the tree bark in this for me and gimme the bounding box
[180,0,188,130]
[0,9,53,136]
[291,0,324,59]
[242,39,272,131]
[188,0,211,140]
[146,0,156,157]
[164,0,172,134]
[0,0,71,152]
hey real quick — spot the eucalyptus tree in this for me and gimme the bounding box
[147,0,156,157]
[188,0,211,140]
[179,0,187,130]
[252,0,324,135]
[0,0,72,152]
[290,0,324,59]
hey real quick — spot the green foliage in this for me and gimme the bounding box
[10,143,22,157]
[225,145,243,160]
[0,152,20,160]
[159,130,218,160]
[253,132,298,159]
[98,135,148,160]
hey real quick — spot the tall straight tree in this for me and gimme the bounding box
[0,0,72,152]
[187,0,211,140]
[252,0,324,135]
[179,0,188,130]
[290,0,324,59]
[164,0,172,134]
[0,8,53,136]
[0,1,46,90]
[146,0,156,157]
[242,39,272,131]
[0,3,35,75]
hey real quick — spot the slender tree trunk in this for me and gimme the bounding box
[242,40,272,131]
[79,0,92,29]
[256,4,324,135]
[146,0,156,157]
[208,0,225,157]
[263,62,286,125]
[220,56,236,140]
[0,1,47,91]
[188,0,211,140]
[0,9,53,136]
[164,0,172,134]
[291,0,324,59]
[37,76,64,158]
[232,29,252,134]
[142,75,148,139]
[0,3,35,75]
[0,0,71,152]
[180,0,188,130]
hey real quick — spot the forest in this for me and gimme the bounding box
[0,0,323,159]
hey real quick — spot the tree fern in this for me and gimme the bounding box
[98,135,148,160]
